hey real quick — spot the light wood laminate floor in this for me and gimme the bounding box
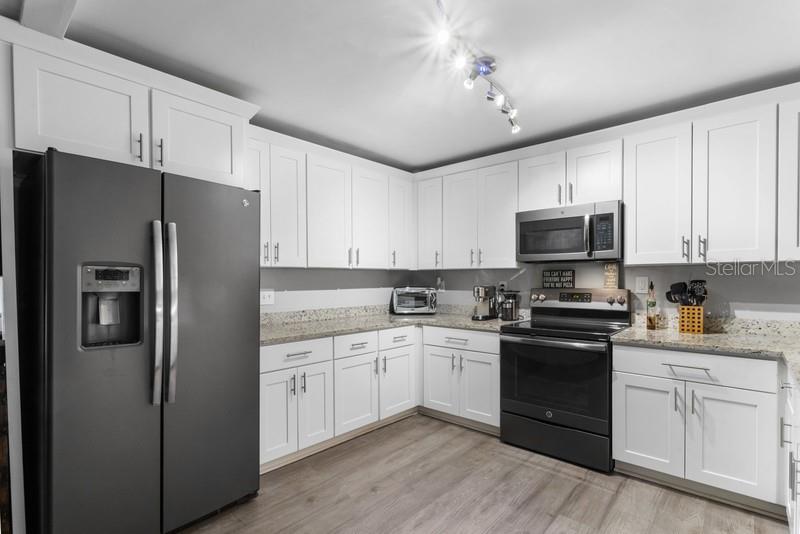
[185,415,788,534]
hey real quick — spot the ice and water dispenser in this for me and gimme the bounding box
[80,265,142,348]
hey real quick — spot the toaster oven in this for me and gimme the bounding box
[390,287,437,315]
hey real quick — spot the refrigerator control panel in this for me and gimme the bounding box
[81,265,141,293]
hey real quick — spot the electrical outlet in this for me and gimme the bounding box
[260,289,275,306]
[634,276,650,294]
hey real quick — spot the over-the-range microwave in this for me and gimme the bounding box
[516,200,622,262]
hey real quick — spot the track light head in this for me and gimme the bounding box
[509,118,521,134]
[486,85,497,102]
[495,93,505,108]
[508,107,518,119]
[464,70,478,89]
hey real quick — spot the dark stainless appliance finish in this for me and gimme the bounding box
[516,201,622,262]
[13,149,259,534]
[500,288,630,472]
[390,287,437,315]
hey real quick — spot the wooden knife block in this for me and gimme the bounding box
[678,305,704,334]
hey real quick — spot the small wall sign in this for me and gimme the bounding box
[542,269,575,288]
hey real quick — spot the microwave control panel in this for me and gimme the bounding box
[594,214,614,251]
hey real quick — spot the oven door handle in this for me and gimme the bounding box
[500,334,608,353]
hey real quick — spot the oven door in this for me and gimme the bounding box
[516,204,593,262]
[500,334,610,435]
[392,290,434,314]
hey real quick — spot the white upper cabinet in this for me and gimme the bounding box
[518,152,566,211]
[352,167,389,269]
[418,177,443,269]
[477,162,518,268]
[270,145,308,268]
[245,136,270,267]
[692,105,777,263]
[307,154,352,268]
[388,176,417,270]
[779,99,800,261]
[566,140,622,205]
[624,124,693,265]
[151,90,245,187]
[442,170,479,269]
[13,45,151,167]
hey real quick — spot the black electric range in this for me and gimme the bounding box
[499,288,631,472]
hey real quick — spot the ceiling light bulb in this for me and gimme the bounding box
[464,78,474,89]
[454,55,467,69]
[437,28,451,45]
[509,118,521,134]
[495,94,505,108]
[508,108,518,119]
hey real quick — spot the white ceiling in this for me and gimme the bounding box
[7,0,800,171]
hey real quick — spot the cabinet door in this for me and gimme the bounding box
[259,369,298,464]
[623,124,693,265]
[379,346,416,419]
[442,170,478,269]
[566,140,622,205]
[352,167,389,269]
[693,106,777,263]
[307,154,352,268]
[13,45,151,167]
[779,100,800,261]
[458,350,500,427]
[246,137,271,266]
[611,372,685,478]
[423,346,459,416]
[334,352,380,435]
[270,145,307,267]
[685,383,778,502]
[151,90,245,187]
[417,177,443,269]
[388,176,416,269]
[297,361,334,449]
[477,162,518,268]
[518,152,566,211]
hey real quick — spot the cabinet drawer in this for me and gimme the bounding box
[260,337,332,373]
[423,326,499,354]
[379,326,417,350]
[334,331,379,359]
[613,345,777,393]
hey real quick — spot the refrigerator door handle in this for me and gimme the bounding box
[166,222,179,403]
[152,220,165,405]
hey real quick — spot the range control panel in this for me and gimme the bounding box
[559,292,592,303]
[530,288,630,310]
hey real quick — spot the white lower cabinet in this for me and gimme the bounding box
[379,345,417,419]
[612,372,685,478]
[334,352,380,435]
[423,342,500,427]
[685,382,778,502]
[259,359,333,465]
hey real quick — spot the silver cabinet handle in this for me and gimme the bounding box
[166,222,179,404]
[274,242,279,264]
[264,242,270,264]
[392,335,407,342]
[568,182,574,204]
[791,452,797,500]
[301,372,307,393]
[285,351,311,359]
[698,235,707,261]
[470,249,475,266]
[459,354,464,372]
[445,336,468,344]
[382,356,387,374]
[681,236,690,261]
[152,220,164,406]
[691,389,697,415]
[583,214,591,256]
[392,250,396,267]
[674,386,679,413]
[661,363,711,376]
[356,248,360,266]
[157,138,165,166]
[478,249,483,265]
[136,132,144,162]
[435,250,439,267]
[350,342,368,350]
[451,353,455,371]
[782,417,792,447]
[348,247,353,267]
[290,375,296,396]
[557,184,562,205]
[374,356,379,376]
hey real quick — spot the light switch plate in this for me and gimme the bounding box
[260,289,275,306]
[634,276,650,294]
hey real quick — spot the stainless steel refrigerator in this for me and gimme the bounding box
[13,149,260,533]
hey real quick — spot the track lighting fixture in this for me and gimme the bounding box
[434,0,522,135]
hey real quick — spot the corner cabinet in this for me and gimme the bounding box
[623,124,693,265]
[418,177,443,269]
[388,176,417,270]
[13,45,151,167]
[692,105,777,263]
[779,99,800,261]
[442,170,479,269]
[151,90,245,187]
[307,155,352,268]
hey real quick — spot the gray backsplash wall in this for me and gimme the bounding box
[260,268,415,291]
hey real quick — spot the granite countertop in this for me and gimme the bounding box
[260,313,519,346]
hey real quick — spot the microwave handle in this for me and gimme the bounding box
[583,214,591,257]
[429,292,437,310]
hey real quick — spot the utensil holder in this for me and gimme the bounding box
[678,305,704,334]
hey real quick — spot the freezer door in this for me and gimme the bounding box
[22,150,163,533]
[161,174,260,531]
